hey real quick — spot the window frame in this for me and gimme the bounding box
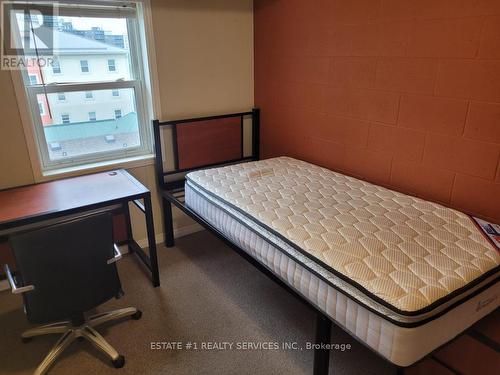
[52,59,61,74]
[79,59,90,73]
[38,101,45,115]
[9,0,161,180]
[88,111,97,121]
[61,113,70,124]
[107,58,116,72]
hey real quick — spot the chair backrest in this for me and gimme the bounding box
[9,213,122,324]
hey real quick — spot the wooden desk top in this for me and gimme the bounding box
[0,169,148,230]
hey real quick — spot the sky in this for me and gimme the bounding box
[16,13,128,35]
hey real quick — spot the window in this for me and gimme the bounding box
[52,59,61,74]
[38,102,45,115]
[49,142,61,151]
[108,59,116,72]
[80,60,89,73]
[29,75,38,85]
[29,15,40,26]
[61,114,70,124]
[11,1,156,172]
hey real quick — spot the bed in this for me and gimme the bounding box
[154,109,499,374]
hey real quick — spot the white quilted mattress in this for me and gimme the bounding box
[184,157,500,365]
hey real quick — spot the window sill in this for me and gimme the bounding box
[37,154,156,182]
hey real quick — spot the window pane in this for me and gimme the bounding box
[52,59,61,74]
[16,15,132,84]
[108,59,116,72]
[37,88,140,161]
[80,60,89,73]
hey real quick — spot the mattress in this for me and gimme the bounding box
[184,157,499,366]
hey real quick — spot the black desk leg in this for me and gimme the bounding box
[162,197,175,247]
[314,313,332,375]
[144,194,160,287]
[123,202,134,253]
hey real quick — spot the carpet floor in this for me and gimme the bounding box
[0,230,394,375]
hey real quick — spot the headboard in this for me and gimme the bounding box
[153,108,260,191]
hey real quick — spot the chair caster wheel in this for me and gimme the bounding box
[21,337,32,343]
[131,310,142,320]
[112,355,125,368]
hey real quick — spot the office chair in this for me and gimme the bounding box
[4,213,142,375]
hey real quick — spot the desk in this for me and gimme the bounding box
[0,169,160,287]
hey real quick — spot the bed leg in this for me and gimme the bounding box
[313,313,332,375]
[162,197,175,247]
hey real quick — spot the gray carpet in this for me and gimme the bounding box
[0,230,393,374]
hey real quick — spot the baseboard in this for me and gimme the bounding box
[174,222,205,239]
[135,223,204,248]
[0,279,9,292]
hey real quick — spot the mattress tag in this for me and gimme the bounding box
[473,217,500,250]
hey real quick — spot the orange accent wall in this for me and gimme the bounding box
[254,0,500,223]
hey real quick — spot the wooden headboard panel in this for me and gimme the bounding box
[176,116,241,170]
[153,108,260,191]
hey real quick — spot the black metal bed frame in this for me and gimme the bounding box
[152,108,494,375]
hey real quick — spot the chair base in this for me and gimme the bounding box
[22,307,140,375]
